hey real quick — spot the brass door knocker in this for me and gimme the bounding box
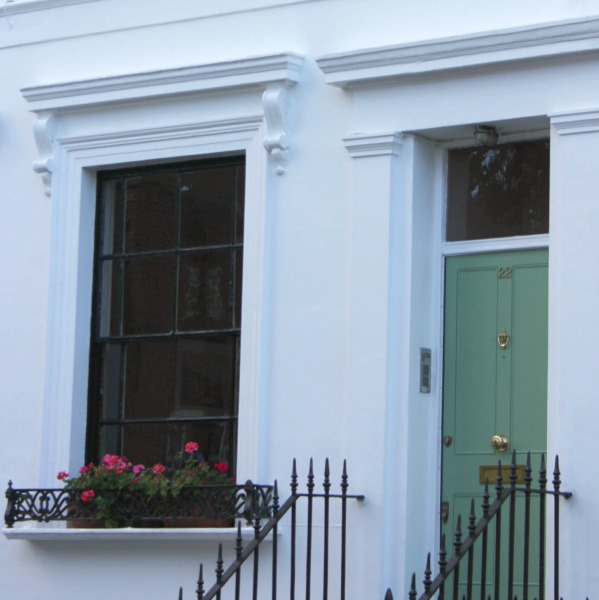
[498,328,510,349]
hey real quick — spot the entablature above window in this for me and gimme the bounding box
[316,16,599,88]
[22,52,304,194]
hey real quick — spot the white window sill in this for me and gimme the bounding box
[2,525,275,542]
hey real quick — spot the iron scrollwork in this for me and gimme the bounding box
[4,480,274,528]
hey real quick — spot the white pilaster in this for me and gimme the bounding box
[548,108,599,597]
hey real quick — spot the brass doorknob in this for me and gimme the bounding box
[490,435,509,452]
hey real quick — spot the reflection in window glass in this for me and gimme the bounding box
[446,140,549,242]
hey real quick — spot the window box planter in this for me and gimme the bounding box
[5,482,273,529]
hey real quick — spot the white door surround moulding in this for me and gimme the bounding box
[316,16,599,87]
[39,116,268,487]
[550,108,599,135]
[23,52,304,193]
[343,132,404,158]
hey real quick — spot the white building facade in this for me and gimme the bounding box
[1,1,598,598]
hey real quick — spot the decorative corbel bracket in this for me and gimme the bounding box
[32,113,55,196]
[262,87,290,175]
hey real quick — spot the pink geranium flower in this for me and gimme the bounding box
[57,471,69,481]
[132,464,145,475]
[152,463,166,475]
[81,490,95,503]
[184,441,199,454]
[214,462,228,473]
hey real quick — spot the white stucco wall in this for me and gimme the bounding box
[2,1,599,598]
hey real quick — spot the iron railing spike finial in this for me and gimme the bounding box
[291,458,298,494]
[341,459,349,495]
[273,480,280,515]
[423,552,432,593]
[235,522,243,560]
[179,586,183,600]
[525,451,533,488]
[539,454,547,489]
[438,532,447,573]
[215,544,224,584]
[196,563,204,600]
[409,572,417,600]
[454,514,463,555]
[468,499,476,537]
[384,587,394,600]
[496,460,504,496]
[510,450,518,487]
[482,479,490,517]
[553,455,561,489]
[307,458,315,493]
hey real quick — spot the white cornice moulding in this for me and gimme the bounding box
[4,0,322,16]
[344,132,404,158]
[550,108,599,135]
[21,53,304,112]
[317,16,599,87]
[22,52,304,191]
[3,0,101,14]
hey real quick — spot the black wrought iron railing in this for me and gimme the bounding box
[4,481,273,528]
[384,453,572,600]
[176,459,365,599]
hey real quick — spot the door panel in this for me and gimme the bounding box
[442,249,548,593]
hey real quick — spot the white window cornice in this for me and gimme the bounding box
[316,16,599,88]
[4,0,322,16]
[22,52,304,112]
[2,0,101,14]
[550,108,599,136]
[23,52,304,194]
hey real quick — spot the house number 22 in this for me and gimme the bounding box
[498,267,513,279]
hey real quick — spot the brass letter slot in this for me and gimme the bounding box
[479,464,526,485]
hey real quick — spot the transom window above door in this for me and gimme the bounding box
[87,156,245,473]
[446,139,549,242]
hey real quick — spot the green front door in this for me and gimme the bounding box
[442,249,548,591]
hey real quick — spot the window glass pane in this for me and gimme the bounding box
[114,421,235,469]
[101,179,124,255]
[119,338,237,420]
[125,173,177,253]
[180,167,236,248]
[174,338,236,417]
[100,343,123,420]
[124,340,176,419]
[123,255,175,335]
[446,140,549,241]
[234,249,243,328]
[177,250,235,331]
[99,259,123,337]
[99,425,122,459]
[235,164,245,244]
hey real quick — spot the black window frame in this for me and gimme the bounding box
[85,155,245,472]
